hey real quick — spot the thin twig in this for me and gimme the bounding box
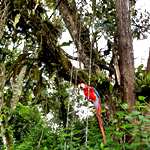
[48,0,62,20]
[37,129,44,150]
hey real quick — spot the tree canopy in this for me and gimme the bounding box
[1,0,150,149]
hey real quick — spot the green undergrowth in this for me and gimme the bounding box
[1,101,150,150]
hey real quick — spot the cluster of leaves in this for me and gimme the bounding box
[135,65,150,101]
[105,102,150,150]
[1,68,150,150]
[1,0,150,149]
[2,100,150,150]
[9,103,59,150]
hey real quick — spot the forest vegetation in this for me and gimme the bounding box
[0,0,150,149]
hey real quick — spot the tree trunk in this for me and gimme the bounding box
[146,48,150,72]
[0,0,9,39]
[1,124,14,150]
[0,64,27,150]
[116,0,135,110]
[0,64,14,150]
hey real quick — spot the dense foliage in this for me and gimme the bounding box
[0,0,150,149]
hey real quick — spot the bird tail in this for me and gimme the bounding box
[96,111,106,144]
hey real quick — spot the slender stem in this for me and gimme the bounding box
[85,116,88,147]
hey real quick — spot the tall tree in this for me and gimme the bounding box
[116,0,135,109]
[146,48,150,72]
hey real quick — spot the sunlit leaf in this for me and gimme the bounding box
[13,14,21,28]
[138,96,145,101]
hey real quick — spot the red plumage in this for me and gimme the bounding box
[82,85,97,102]
[79,83,106,144]
[80,83,101,112]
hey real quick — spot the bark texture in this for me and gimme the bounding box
[0,0,9,39]
[116,0,135,109]
[146,48,150,72]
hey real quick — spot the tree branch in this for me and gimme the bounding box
[61,48,78,60]
[58,0,114,76]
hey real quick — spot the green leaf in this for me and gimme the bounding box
[131,110,141,116]
[43,147,48,150]
[138,96,145,101]
[121,124,133,129]
[13,14,21,28]
[121,103,128,110]
[116,111,126,119]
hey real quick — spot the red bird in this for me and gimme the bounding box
[79,83,106,144]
